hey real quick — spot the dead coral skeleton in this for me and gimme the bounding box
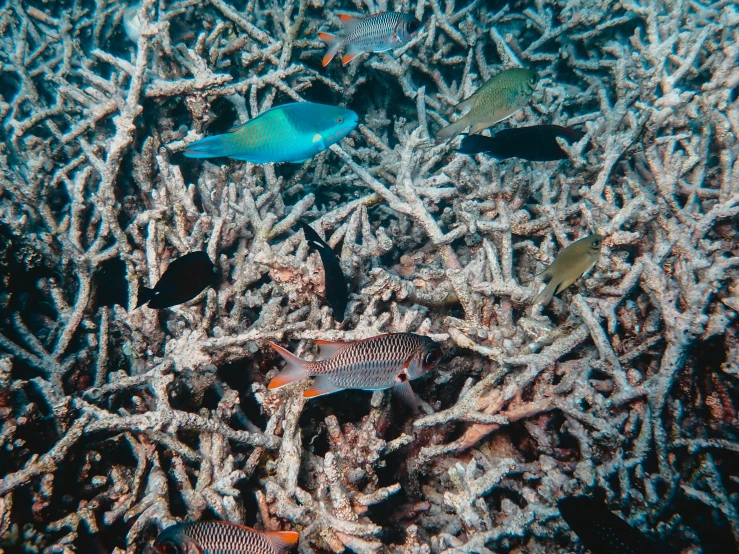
[0,0,738,552]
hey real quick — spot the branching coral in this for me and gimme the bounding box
[0,0,737,552]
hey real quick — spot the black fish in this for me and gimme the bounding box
[558,495,678,554]
[136,251,218,309]
[93,257,129,309]
[300,222,348,323]
[458,125,586,161]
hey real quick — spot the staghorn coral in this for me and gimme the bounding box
[0,0,738,552]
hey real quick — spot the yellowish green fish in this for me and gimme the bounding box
[534,234,603,305]
[184,102,358,164]
[437,68,539,141]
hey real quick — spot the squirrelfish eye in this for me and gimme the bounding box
[155,540,181,554]
[424,349,442,366]
[408,20,420,33]
[337,117,344,124]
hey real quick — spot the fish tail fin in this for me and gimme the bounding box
[533,279,557,306]
[304,375,341,398]
[458,134,496,155]
[436,116,469,141]
[136,286,155,308]
[319,33,341,67]
[264,531,300,551]
[268,342,310,389]
[183,134,239,159]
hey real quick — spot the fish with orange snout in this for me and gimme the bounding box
[153,521,299,554]
[268,333,443,411]
[319,12,422,67]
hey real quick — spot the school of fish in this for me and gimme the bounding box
[107,5,673,554]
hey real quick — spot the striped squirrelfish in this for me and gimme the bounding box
[437,68,539,141]
[153,521,299,554]
[534,234,603,305]
[268,333,443,411]
[184,102,358,163]
[319,12,422,67]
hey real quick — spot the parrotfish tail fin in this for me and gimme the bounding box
[136,286,155,308]
[458,134,495,155]
[319,33,341,67]
[304,375,341,398]
[435,116,469,141]
[314,339,349,360]
[268,342,310,389]
[264,531,300,551]
[533,279,558,306]
[393,381,419,413]
[183,134,239,159]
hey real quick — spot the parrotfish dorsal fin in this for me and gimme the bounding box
[314,339,349,360]
[264,531,300,551]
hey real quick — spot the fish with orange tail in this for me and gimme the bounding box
[268,333,442,411]
[153,521,299,554]
[319,12,422,67]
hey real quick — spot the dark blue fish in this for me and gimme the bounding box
[458,125,586,161]
[300,222,348,323]
[93,257,129,309]
[137,251,218,309]
[558,495,678,554]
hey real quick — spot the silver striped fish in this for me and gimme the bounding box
[153,521,299,554]
[268,333,442,410]
[319,12,422,67]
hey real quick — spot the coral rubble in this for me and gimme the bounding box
[0,0,738,552]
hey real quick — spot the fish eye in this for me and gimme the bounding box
[592,239,601,247]
[155,540,181,554]
[337,117,344,124]
[529,76,537,85]
[408,20,420,33]
[424,349,442,366]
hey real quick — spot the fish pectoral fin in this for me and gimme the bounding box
[554,275,579,295]
[311,132,326,149]
[392,381,419,413]
[454,95,477,114]
[264,531,300,551]
[314,339,349,360]
[268,342,310,389]
[468,121,491,135]
[304,375,341,398]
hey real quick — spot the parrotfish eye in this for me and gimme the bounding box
[424,348,442,366]
[336,117,344,124]
[529,76,537,85]
[155,540,181,554]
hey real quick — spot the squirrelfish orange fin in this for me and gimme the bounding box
[319,32,341,67]
[314,339,349,360]
[268,342,310,389]
[304,375,341,398]
[338,13,357,23]
[264,531,300,551]
[341,51,361,65]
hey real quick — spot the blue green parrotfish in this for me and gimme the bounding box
[183,102,358,163]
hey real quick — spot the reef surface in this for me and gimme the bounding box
[0,0,738,553]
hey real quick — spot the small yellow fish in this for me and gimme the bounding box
[533,234,603,305]
[437,68,539,141]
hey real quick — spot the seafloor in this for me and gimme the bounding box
[0,0,738,553]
